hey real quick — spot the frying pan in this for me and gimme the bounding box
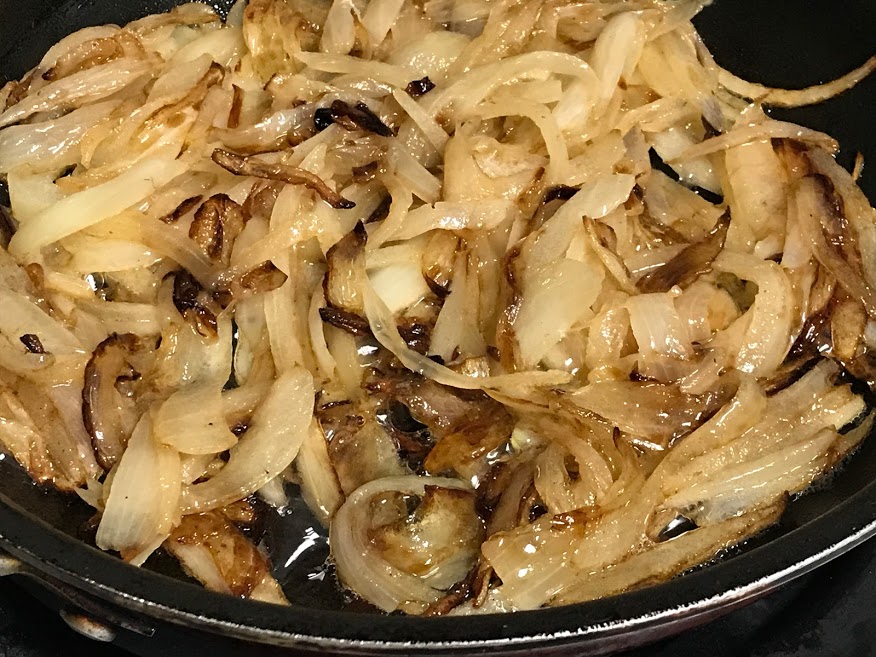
[0,1,874,655]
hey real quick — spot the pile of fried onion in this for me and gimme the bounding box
[0,0,874,614]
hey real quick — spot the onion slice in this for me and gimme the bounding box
[181,367,314,513]
[331,475,470,613]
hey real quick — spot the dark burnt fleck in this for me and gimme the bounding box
[173,269,201,313]
[330,100,394,137]
[366,196,392,224]
[528,501,548,523]
[425,276,450,299]
[161,195,203,224]
[19,333,46,354]
[0,205,15,249]
[543,185,579,204]
[398,321,431,355]
[381,399,434,473]
[172,270,219,338]
[319,399,352,411]
[629,369,650,382]
[701,116,721,139]
[228,84,243,129]
[319,306,371,336]
[631,183,645,201]
[405,76,436,98]
[387,399,428,433]
[314,107,334,132]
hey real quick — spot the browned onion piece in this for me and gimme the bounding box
[242,180,283,222]
[188,194,245,264]
[637,210,730,293]
[42,37,125,82]
[238,261,287,294]
[321,401,407,496]
[323,222,368,313]
[567,380,732,447]
[165,509,288,604]
[831,298,866,362]
[373,485,484,590]
[2,77,31,111]
[792,173,876,316]
[81,333,141,470]
[421,231,460,297]
[211,149,356,209]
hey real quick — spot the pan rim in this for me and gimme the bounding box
[2,478,876,652]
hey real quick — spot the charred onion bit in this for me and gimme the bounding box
[19,333,46,354]
[173,269,219,338]
[82,333,140,470]
[637,210,731,293]
[189,193,245,264]
[327,100,394,137]
[405,77,436,98]
[211,148,356,209]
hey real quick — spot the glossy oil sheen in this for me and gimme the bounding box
[0,0,873,654]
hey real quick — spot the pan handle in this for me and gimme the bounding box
[0,547,156,642]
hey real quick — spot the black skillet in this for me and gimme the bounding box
[0,1,874,655]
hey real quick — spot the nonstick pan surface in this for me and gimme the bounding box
[0,1,874,655]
